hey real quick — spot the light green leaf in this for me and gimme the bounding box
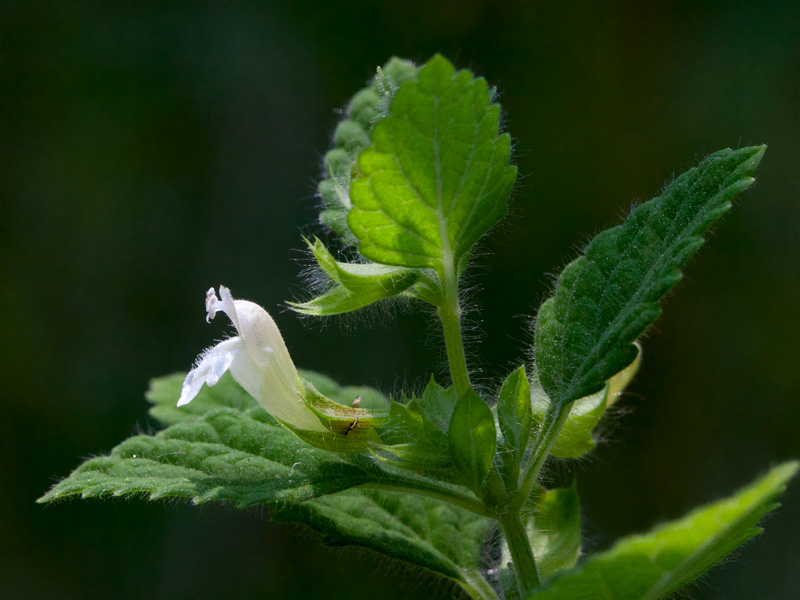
[348,54,517,274]
[273,489,496,600]
[38,373,476,511]
[531,347,641,459]
[449,389,497,493]
[530,482,582,583]
[372,382,456,474]
[527,461,799,600]
[319,57,418,243]
[299,369,390,412]
[289,237,424,315]
[534,146,765,406]
[497,366,532,485]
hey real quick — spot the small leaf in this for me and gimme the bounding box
[527,461,799,600]
[530,482,582,583]
[531,347,640,459]
[273,489,495,599]
[290,237,425,315]
[534,146,765,406]
[374,379,460,474]
[348,54,517,274]
[497,366,532,485]
[420,375,460,433]
[449,389,497,493]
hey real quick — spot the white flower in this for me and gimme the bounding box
[178,286,326,432]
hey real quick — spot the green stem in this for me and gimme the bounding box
[500,512,541,595]
[460,572,502,600]
[439,256,470,397]
[514,402,571,510]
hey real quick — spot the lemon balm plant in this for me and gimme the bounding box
[40,56,796,600]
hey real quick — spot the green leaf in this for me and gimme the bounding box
[531,347,640,459]
[497,366,532,485]
[534,146,765,406]
[530,483,582,583]
[273,489,496,600]
[449,389,498,493]
[348,54,517,274]
[290,237,424,315]
[318,57,419,243]
[38,373,476,511]
[374,379,459,474]
[527,461,799,600]
[299,369,390,412]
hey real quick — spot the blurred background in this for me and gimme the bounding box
[2,1,798,598]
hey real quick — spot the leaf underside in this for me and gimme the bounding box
[527,461,798,600]
[274,489,489,587]
[534,146,765,406]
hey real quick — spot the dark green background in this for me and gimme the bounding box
[2,2,798,599]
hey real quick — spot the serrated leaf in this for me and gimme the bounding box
[531,347,640,459]
[290,237,424,315]
[273,489,496,599]
[38,373,474,510]
[318,57,419,243]
[449,389,497,493]
[498,366,532,485]
[348,54,517,274]
[527,461,798,600]
[534,146,765,406]
[374,380,457,474]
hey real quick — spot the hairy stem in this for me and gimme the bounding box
[514,402,571,510]
[438,256,471,397]
[500,511,541,594]
[460,572,502,600]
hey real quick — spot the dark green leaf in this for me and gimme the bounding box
[274,489,496,599]
[527,461,798,600]
[535,146,765,406]
[449,389,497,492]
[348,54,517,273]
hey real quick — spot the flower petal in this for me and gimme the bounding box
[178,337,243,406]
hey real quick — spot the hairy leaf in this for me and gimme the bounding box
[290,237,423,315]
[527,461,798,600]
[535,146,765,406]
[373,379,457,474]
[38,373,472,510]
[274,489,495,599]
[348,54,517,274]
